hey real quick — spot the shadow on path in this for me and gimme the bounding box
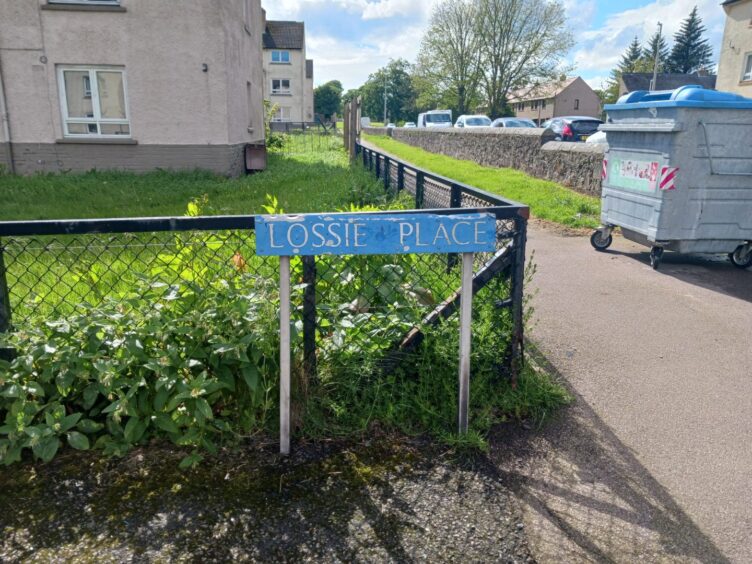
[489,345,731,564]
[601,247,752,304]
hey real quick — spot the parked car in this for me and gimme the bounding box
[386,123,396,129]
[540,119,552,129]
[455,115,492,128]
[542,116,603,142]
[491,117,537,128]
[417,110,453,128]
[585,130,608,147]
[404,122,416,128]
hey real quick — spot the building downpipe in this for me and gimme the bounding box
[0,56,15,175]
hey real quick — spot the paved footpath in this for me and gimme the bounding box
[522,223,752,563]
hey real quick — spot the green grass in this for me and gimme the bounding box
[363,133,600,228]
[0,135,368,220]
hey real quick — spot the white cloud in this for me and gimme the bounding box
[570,0,725,73]
[583,75,610,91]
[264,0,437,89]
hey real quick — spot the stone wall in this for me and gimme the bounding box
[373,128,605,196]
[362,126,390,137]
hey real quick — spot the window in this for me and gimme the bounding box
[271,51,291,64]
[272,107,292,122]
[743,53,752,82]
[58,67,130,137]
[542,99,547,109]
[574,98,580,110]
[271,79,291,95]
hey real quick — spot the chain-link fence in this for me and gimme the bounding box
[0,144,528,378]
[270,124,343,156]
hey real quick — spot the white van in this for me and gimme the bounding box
[417,110,453,128]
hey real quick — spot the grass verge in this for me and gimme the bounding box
[0,136,371,220]
[363,133,600,229]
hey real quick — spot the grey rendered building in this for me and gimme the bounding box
[0,0,266,176]
[262,20,314,124]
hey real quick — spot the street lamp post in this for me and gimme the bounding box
[650,22,663,91]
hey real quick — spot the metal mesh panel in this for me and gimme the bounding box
[1,231,276,325]
[423,177,452,209]
[403,170,417,197]
[1,144,527,378]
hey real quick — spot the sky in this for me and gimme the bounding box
[261,0,728,92]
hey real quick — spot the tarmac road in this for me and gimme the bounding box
[525,222,752,563]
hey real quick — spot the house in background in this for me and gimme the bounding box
[717,0,752,97]
[0,0,265,177]
[262,19,314,123]
[618,72,717,96]
[509,77,602,125]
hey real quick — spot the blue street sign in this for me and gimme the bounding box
[255,212,497,256]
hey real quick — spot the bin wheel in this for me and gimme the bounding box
[729,244,752,269]
[590,231,613,251]
[650,246,664,270]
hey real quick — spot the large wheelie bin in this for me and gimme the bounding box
[590,85,752,270]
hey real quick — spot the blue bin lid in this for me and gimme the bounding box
[605,85,752,110]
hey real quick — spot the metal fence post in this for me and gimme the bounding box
[375,154,381,179]
[302,255,317,383]
[384,157,390,191]
[510,216,528,385]
[0,242,10,334]
[0,241,14,361]
[447,184,463,271]
[397,163,404,191]
[415,171,425,209]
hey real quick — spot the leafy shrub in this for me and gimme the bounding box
[0,272,284,467]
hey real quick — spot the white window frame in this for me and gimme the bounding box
[271,50,291,64]
[272,107,292,122]
[58,66,131,139]
[49,0,121,5]
[743,52,752,82]
[271,78,291,95]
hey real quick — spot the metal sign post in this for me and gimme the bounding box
[458,252,474,434]
[256,211,497,454]
[279,255,291,456]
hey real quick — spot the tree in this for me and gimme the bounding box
[474,0,574,119]
[620,37,644,72]
[314,80,343,120]
[359,59,417,123]
[414,0,482,117]
[641,31,670,72]
[602,37,653,104]
[667,6,713,74]
[342,88,360,106]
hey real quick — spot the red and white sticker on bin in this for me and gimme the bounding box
[659,166,679,191]
[606,157,679,193]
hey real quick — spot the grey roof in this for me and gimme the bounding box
[306,59,314,80]
[263,21,305,50]
[621,73,717,92]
